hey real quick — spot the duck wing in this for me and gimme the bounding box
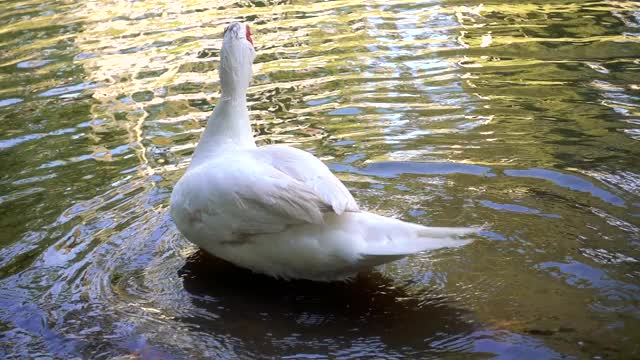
[254,145,359,215]
[171,147,358,241]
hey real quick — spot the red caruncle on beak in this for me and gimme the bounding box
[245,24,254,46]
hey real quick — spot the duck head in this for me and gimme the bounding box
[220,22,256,99]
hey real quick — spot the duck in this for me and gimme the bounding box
[170,22,479,281]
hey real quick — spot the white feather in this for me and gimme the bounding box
[170,22,479,281]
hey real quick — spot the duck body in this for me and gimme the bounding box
[170,22,477,281]
[171,144,473,281]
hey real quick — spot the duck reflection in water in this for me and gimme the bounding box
[178,250,479,356]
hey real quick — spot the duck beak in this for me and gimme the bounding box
[245,24,254,46]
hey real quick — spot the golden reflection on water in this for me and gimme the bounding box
[0,0,639,358]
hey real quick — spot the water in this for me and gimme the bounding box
[1,0,639,358]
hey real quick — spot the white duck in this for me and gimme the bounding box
[170,22,478,281]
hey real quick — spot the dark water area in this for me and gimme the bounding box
[1,0,639,358]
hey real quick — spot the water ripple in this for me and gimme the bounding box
[0,0,639,359]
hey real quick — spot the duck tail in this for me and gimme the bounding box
[353,212,479,267]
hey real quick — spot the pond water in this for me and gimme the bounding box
[1,0,639,358]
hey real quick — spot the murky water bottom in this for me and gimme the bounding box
[1,0,639,358]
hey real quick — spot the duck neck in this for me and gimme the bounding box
[190,94,255,169]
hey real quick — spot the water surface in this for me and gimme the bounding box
[1,0,639,358]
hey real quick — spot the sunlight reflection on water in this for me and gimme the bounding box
[0,0,639,358]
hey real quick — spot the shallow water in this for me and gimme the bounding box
[1,0,639,358]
